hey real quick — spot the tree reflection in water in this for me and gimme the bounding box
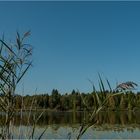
[0,111,140,139]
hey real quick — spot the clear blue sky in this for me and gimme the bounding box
[0,1,140,94]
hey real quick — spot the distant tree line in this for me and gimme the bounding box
[9,89,140,111]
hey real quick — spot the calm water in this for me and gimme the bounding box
[1,111,140,139]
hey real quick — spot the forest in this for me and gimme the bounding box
[12,89,140,111]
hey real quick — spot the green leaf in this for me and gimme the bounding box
[106,78,112,92]
[0,40,17,57]
[98,73,105,93]
[17,62,32,84]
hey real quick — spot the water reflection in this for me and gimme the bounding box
[8,111,140,126]
[1,111,140,139]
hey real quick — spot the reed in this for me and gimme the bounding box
[0,31,46,139]
[76,75,137,139]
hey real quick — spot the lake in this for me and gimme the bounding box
[1,111,140,139]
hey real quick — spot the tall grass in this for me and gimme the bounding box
[76,75,137,139]
[0,31,46,139]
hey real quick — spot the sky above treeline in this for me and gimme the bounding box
[0,1,140,94]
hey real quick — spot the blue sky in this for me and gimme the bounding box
[0,1,140,94]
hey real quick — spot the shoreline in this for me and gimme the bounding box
[14,108,140,112]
